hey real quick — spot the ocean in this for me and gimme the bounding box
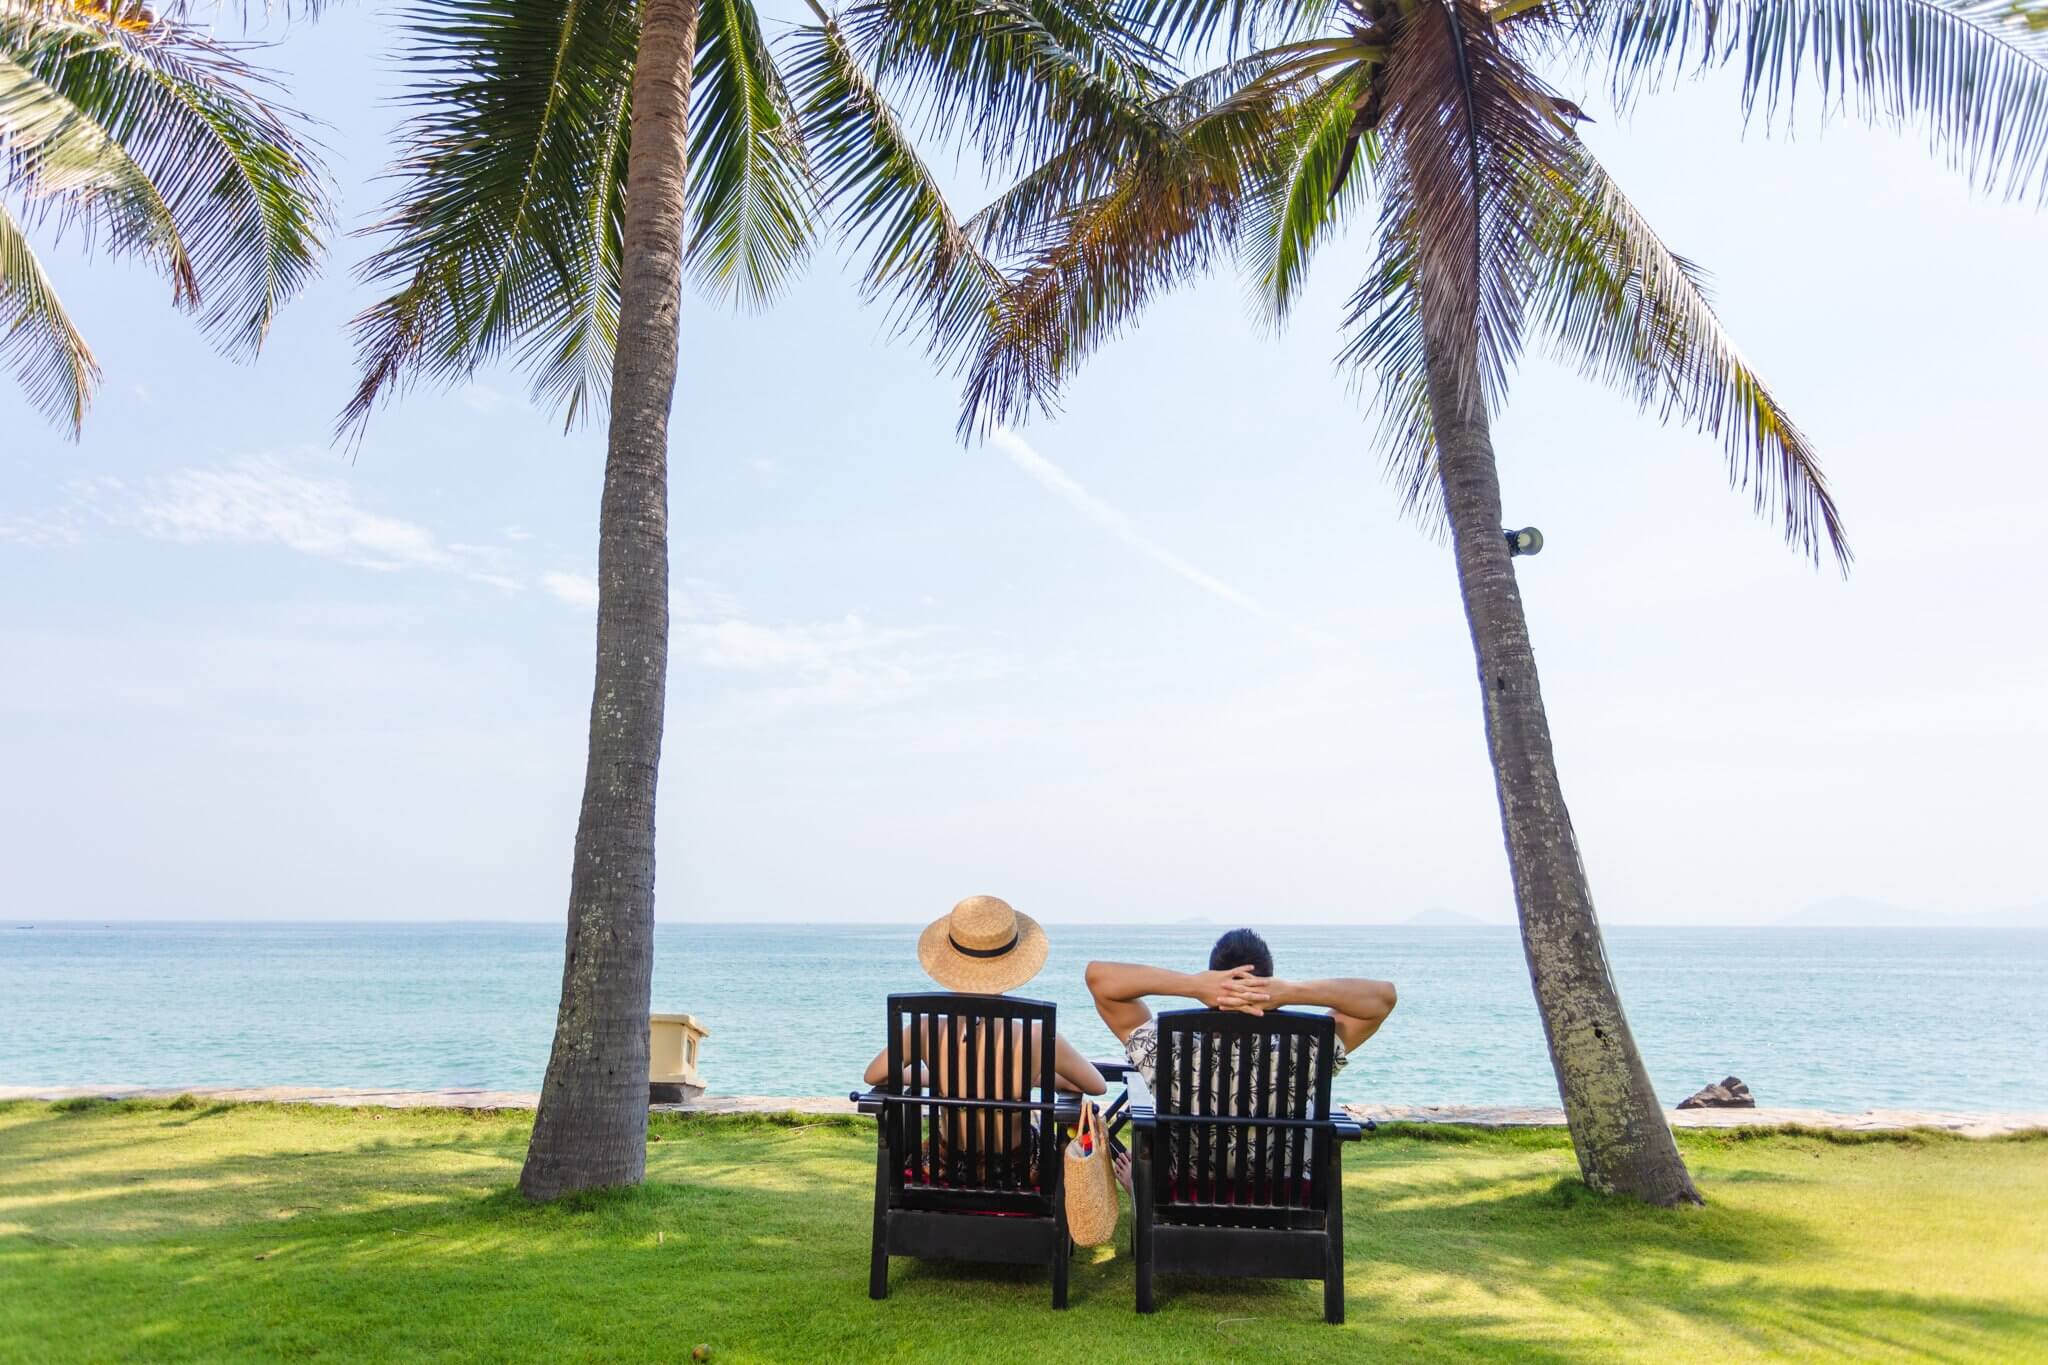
[3,921,2043,1112]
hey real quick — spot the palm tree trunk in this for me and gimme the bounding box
[1422,332,1702,1208]
[519,0,700,1202]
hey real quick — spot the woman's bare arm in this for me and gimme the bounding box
[1051,1031,1107,1094]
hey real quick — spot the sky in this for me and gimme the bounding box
[2,4,2044,927]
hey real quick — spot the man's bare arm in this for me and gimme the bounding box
[1084,960,1264,1043]
[1255,977,1398,1052]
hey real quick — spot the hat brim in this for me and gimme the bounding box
[917,910,1050,994]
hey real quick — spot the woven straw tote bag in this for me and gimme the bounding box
[1063,1097,1119,1247]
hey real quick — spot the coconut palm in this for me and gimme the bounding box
[345,0,1177,1199]
[0,0,325,432]
[959,0,2048,1203]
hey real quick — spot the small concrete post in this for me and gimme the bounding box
[649,1013,709,1103]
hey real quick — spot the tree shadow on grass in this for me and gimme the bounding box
[6,1109,2045,1363]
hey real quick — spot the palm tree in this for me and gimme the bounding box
[960,0,2048,1204]
[0,0,326,432]
[345,0,1176,1199]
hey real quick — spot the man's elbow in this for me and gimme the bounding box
[1083,960,1110,996]
[1373,981,1398,1021]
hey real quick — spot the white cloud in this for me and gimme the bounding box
[12,456,984,711]
[539,567,979,707]
[460,383,508,413]
[133,458,458,573]
[0,512,83,547]
[680,611,993,709]
[542,571,601,610]
[989,429,1336,647]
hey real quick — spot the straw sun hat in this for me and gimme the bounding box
[917,895,1049,994]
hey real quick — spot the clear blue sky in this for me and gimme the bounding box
[3,4,2043,925]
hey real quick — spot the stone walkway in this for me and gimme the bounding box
[0,1084,858,1116]
[4,1085,2042,1135]
[1347,1102,2048,1139]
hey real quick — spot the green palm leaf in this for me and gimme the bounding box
[522,76,629,431]
[1593,0,2048,199]
[688,0,814,308]
[0,44,196,301]
[0,193,96,430]
[842,0,1179,171]
[959,52,1314,430]
[1237,68,1373,321]
[3,2,326,355]
[787,14,1005,365]
[1526,142,1850,566]
[966,46,1300,259]
[343,0,640,435]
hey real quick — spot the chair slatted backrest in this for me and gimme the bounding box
[881,993,1059,1214]
[1150,1008,1338,1227]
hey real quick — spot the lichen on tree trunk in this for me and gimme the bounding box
[518,0,700,1203]
[1423,327,1703,1208]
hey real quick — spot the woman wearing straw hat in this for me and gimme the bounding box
[864,896,1106,1181]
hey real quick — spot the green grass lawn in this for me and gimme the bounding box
[2,1100,2044,1362]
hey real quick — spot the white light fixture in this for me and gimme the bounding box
[1505,526,1544,558]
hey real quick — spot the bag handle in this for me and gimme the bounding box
[1074,1096,1101,1153]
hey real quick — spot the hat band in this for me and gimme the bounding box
[948,931,1019,960]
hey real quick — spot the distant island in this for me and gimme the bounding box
[1777,897,2048,929]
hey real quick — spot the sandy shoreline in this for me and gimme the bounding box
[5,1084,2044,1137]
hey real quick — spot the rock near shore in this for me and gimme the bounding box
[1678,1076,1756,1109]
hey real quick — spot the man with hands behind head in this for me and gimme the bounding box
[1084,928,1397,1106]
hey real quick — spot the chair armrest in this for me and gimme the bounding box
[1333,1117,1366,1141]
[851,1087,886,1115]
[1126,1104,1157,1132]
[1092,1058,1137,1081]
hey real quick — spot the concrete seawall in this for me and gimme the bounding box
[4,1085,2044,1137]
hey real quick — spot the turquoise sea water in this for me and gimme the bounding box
[3,922,2044,1112]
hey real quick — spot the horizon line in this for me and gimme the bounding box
[14,917,2043,930]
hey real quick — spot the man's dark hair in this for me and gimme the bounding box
[1208,928,1273,979]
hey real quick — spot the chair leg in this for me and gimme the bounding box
[869,1143,890,1301]
[1323,1143,1346,1325]
[1050,1179,1072,1310]
[1134,1135,1156,1314]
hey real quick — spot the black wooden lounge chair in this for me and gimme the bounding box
[855,992,1072,1308]
[1128,1008,1363,1323]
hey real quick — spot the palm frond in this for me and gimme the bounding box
[1236,68,1374,321]
[787,15,1004,365]
[1376,0,1575,414]
[1593,0,2048,199]
[342,0,639,437]
[959,58,1298,431]
[841,0,1179,172]
[0,42,196,300]
[1336,227,1451,526]
[1141,0,1341,53]
[966,45,1300,259]
[2,0,326,355]
[521,76,628,431]
[0,192,97,431]
[1526,142,1850,566]
[688,0,814,308]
